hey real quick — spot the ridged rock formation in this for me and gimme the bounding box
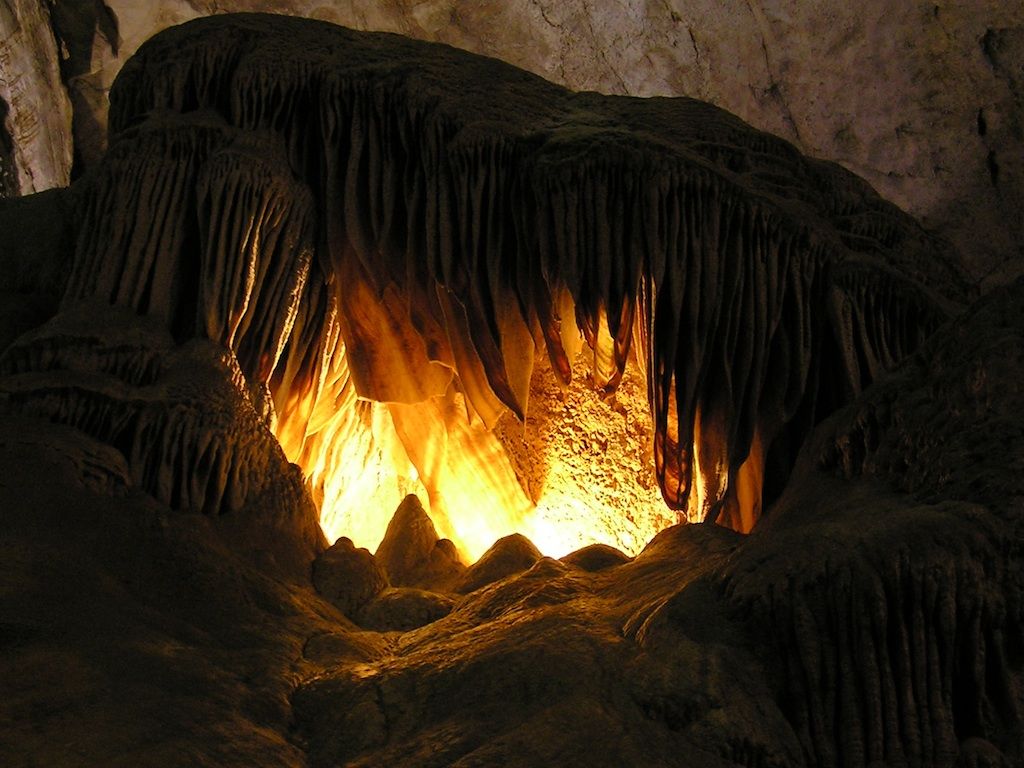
[57,14,970,537]
[723,277,1024,766]
[0,0,74,195]
[0,301,324,577]
[1,14,1020,768]
[13,1,1024,288]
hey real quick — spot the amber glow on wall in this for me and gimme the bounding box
[273,339,691,563]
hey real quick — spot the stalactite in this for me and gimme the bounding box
[84,12,971,535]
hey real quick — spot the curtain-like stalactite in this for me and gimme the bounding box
[62,14,971,547]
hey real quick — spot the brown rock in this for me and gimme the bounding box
[312,537,388,617]
[561,542,631,572]
[454,533,542,594]
[374,495,464,590]
[0,0,73,195]
[355,587,455,632]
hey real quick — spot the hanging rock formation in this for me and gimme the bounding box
[51,13,973,537]
[0,13,1020,768]
[722,276,1024,767]
[14,1,1024,288]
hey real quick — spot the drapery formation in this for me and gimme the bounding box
[63,14,970,535]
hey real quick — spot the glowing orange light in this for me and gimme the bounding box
[271,326,756,565]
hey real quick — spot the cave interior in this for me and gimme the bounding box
[0,11,1022,768]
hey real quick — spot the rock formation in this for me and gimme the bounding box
[0,12,1020,768]
[56,13,972,538]
[0,0,74,195]
[8,1,1024,285]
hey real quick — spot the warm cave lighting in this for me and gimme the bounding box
[277,344,682,563]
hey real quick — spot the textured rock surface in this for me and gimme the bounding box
[0,412,354,768]
[561,542,632,572]
[284,279,1024,768]
[0,302,326,576]
[0,13,1020,768]
[355,586,455,633]
[8,0,1023,284]
[455,533,543,594]
[721,276,1024,766]
[0,0,73,194]
[68,14,968,535]
[312,536,389,617]
[374,494,466,590]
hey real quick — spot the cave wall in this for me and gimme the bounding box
[0,0,74,194]
[7,0,1024,286]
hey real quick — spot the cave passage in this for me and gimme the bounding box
[60,14,970,560]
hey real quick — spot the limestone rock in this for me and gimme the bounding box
[374,495,465,590]
[455,533,542,594]
[9,0,1020,286]
[76,13,971,532]
[0,405,343,768]
[288,279,1024,764]
[355,587,455,633]
[0,14,1021,766]
[561,542,631,572]
[0,0,73,195]
[293,523,804,768]
[722,276,1024,766]
[0,302,325,577]
[312,537,389,618]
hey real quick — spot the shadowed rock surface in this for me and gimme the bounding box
[454,533,544,595]
[356,587,455,633]
[374,494,466,590]
[0,13,1020,768]
[561,541,632,572]
[312,537,389,617]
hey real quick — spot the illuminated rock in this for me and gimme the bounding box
[0,0,74,195]
[53,14,972,551]
[1,14,1020,767]
[560,542,631,572]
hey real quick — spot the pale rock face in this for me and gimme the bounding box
[0,0,73,195]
